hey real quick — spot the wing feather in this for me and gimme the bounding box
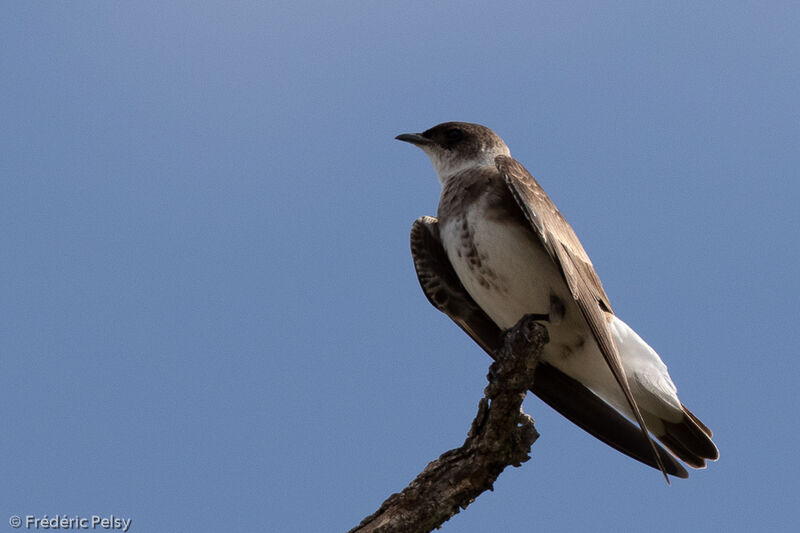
[496,155,669,482]
[410,215,687,478]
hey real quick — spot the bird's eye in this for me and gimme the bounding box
[445,129,464,142]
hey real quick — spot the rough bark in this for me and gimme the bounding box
[350,316,548,533]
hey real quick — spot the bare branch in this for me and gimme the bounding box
[351,316,548,533]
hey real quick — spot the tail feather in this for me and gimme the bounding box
[655,406,719,469]
[682,403,713,438]
[658,433,707,469]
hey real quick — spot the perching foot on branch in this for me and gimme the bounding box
[350,315,549,533]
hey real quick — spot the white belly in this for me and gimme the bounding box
[440,202,590,354]
[441,212,558,330]
[441,209,681,419]
[440,203,633,417]
[439,198,683,422]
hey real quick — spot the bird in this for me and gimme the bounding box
[396,121,718,480]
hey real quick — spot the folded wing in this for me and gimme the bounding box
[410,216,689,478]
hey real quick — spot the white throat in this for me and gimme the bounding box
[423,145,511,183]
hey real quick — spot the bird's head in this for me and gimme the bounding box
[396,122,510,183]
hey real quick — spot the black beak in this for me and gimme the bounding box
[395,133,432,145]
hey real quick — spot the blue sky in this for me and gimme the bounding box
[2,2,799,532]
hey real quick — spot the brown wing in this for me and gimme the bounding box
[495,155,670,482]
[410,216,688,478]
